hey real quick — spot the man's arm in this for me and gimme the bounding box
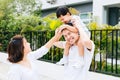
[53,41,66,49]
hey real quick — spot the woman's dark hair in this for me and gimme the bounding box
[56,6,71,18]
[7,35,24,63]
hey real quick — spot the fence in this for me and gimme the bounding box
[0,29,120,77]
[90,29,120,77]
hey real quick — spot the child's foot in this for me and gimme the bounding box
[72,57,84,69]
[72,61,84,69]
[56,58,68,65]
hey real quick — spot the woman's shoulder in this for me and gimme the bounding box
[8,64,21,73]
[7,64,22,80]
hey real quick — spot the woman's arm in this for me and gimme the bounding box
[28,30,62,59]
[44,32,62,49]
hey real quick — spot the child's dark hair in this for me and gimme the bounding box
[56,6,71,18]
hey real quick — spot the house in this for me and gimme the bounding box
[93,0,120,26]
[40,0,120,26]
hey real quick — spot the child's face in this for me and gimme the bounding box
[58,13,71,23]
[23,38,31,54]
[62,29,79,45]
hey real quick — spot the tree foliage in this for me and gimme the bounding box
[0,0,42,32]
[12,0,42,16]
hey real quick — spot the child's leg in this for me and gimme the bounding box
[77,40,84,56]
[56,42,70,65]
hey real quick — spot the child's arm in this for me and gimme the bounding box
[60,24,78,33]
[72,17,92,50]
[71,16,90,37]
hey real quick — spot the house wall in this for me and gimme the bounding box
[93,0,120,25]
[41,0,92,10]
[41,2,93,17]
[41,0,120,25]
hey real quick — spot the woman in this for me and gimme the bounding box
[7,31,61,80]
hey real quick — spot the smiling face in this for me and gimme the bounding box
[56,6,71,23]
[62,29,79,45]
[58,13,71,23]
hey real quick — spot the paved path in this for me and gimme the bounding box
[0,52,120,80]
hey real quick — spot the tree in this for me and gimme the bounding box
[0,0,15,31]
[0,0,42,32]
[12,0,42,16]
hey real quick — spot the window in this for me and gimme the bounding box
[79,12,92,25]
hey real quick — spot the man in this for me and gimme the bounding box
[54,27,95,80]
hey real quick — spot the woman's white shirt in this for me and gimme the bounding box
[7,46,49,80]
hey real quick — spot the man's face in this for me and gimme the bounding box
[58,13,71,23]
[62,29,79,45]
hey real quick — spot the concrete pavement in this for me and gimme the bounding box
[0,52,120,80]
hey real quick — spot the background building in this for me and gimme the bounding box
[40,0,120,26]
[93,0,120,26]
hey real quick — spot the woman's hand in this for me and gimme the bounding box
[55,25,65,33]
[55,27,62,41]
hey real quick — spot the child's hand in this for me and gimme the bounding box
[60,25,66,30]
[55,28,60,34]
[55,25,65,34]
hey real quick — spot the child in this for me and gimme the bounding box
[55,6,90,68]
[56,6,90,38]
